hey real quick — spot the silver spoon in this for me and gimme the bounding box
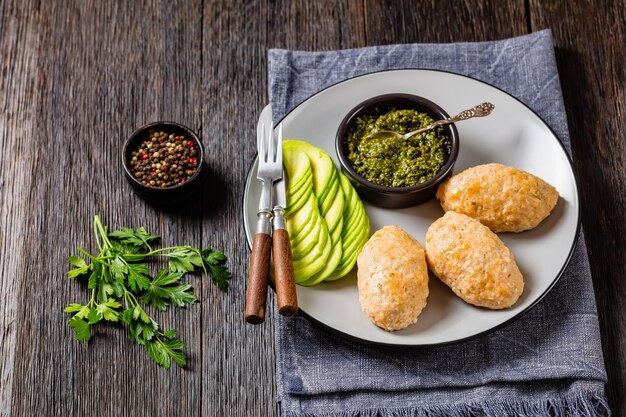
[362,102,495,142]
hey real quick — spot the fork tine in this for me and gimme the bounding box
[276,123,283,165]
[267,121,275,164]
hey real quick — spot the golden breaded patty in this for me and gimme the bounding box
[436,163,559,233]
[357,225,429,331]
[425,211,524,309]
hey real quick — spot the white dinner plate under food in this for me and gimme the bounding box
[243,69,579,346]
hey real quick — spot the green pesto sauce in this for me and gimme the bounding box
[345,109,449,188]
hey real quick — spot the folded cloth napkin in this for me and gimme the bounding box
[268,30,609,417]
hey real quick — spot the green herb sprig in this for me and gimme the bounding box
[65,215,231,369]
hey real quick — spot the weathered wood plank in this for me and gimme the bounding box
[7,1,204,416]
[199,1,365,416]
[3,0,623,415]
[528,1,626,414]
[0,1,40,415]
[364,0,527,44]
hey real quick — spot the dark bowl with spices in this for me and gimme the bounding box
[335,93,460,208]
[122,121,205,204]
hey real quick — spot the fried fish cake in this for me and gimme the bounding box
[425,211,524,309]
[357,225,429,331]
[436,163,559,233]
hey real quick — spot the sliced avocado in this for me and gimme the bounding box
[292,230,321,261]
[332,214,370,272]
[287,171,313,201]
[325,255,356,281]
[340,198,364,240]
[293,219,329,269]
[326,177,370,281]
[299,238,343,286]
[326,225,370,281]
[283,142,372,285]
[317,166,338,207]
[283,145,311,191]
[338,174,358,226]
[341,208,370,258]
[286,180,313,216]
[338,173,356,212]
[286,193,316,239]
[329,215,343,245]
[291,210,323,260]
[294,238,332,284]
[323,185,344,233]
[290,204,320,246]
[284,140,335,199]
[293,223,331,283]
[341,223,369,266]
[319,175,340,216]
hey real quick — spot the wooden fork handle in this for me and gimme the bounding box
[245,231,272,324]
[272,227,298,316]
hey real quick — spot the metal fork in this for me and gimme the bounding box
[257,121,283,215]
[245,121,283,324]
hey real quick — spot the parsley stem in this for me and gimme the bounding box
[121,246,199,260]
[93,216,103,253]
[142,246,196,256]
[66,215,231,369]
[88,289,97,309]
[76,247,112,266]
[94,215,113,249]
[123,289,139,307]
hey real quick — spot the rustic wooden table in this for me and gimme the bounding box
[1,1,624,416]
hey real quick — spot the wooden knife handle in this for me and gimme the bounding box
[245,232,272,324]
[272,228,298,316]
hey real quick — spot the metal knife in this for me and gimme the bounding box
[272,124,298,317]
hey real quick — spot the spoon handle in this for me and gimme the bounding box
[404,102,494,139]
[448,102,495,123]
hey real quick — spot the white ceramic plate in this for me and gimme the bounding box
[243,69,580,346]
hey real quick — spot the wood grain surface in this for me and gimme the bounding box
[528,1,626,414]
[0,0,623,416]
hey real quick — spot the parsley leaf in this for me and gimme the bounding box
[127,263,151,292]
[66,215,231,369]
[201,248,232,291]
[88,308,103,324]
[146,335,186,369]
[109,239,142,255]
[96,301,121,322]
[109,227,159,250]
[110,256,128,280]
[64,303,90,319]
[67,256,91,278]
[121,306,158,344]
[68,316,91,342]
[168,248,202,274]
[64,303,85,313]
[141,269,197,311]
[88,261,102,289]
[167,247,232,291]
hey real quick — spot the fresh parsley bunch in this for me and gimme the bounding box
[65,215,231,369]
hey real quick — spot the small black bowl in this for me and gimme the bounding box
[335,93,460,208]
[122,121,205,204]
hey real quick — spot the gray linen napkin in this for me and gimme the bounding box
[268,30,609,417]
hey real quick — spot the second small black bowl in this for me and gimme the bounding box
[335,93,460,208]
[122,121,205,205]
